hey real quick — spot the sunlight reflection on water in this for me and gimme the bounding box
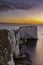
[32,26,43,65]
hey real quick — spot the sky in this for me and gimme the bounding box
[0,0,43,24]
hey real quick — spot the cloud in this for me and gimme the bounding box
[0,0,14,11]
[0,0,37,11]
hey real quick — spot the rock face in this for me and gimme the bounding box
[13,52,32,65]
[19,26,38,39]
[0,25,38,65]
[19,26,38,47]
[8,30,20,57]
[0,30,11,65]
[0,29,19,65]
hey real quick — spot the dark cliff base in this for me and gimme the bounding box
[20,38,37,47]
[27,39,37,47]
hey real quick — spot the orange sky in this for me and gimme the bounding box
[0,19,43,24]
[0,0,43,24]
[0,17,43,24]
[0,9,43,24]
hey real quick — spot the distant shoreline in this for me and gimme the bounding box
[0,23,41,26]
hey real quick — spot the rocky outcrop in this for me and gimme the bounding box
[0,29,32,65]
[0,26,37,65]
[0,30,11,65]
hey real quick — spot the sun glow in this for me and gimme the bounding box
[36,18,43,22]
[0,17,43,24]
[0,14,43,24]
